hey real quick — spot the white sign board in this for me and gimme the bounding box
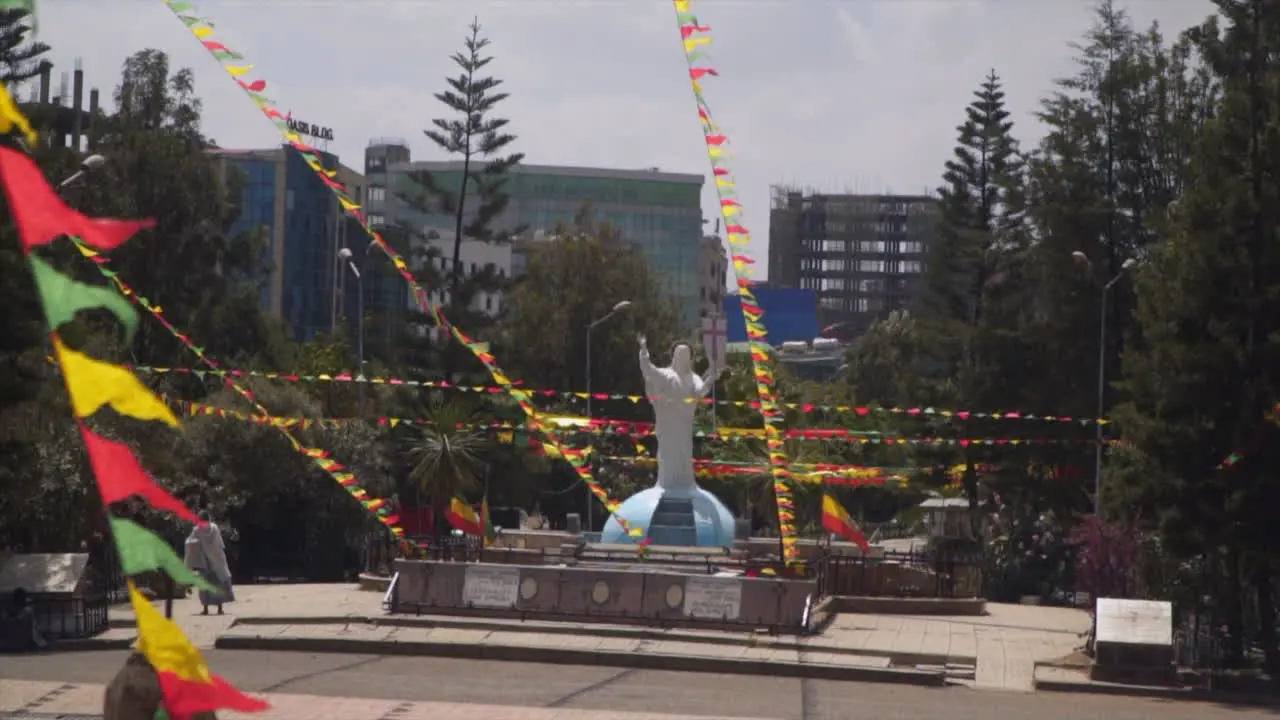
[683,576,742,620]
[1095,597,1173,647]
[462,565,521,609]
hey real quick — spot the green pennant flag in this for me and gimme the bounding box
[28,255,138,342]
[108,517,216,593]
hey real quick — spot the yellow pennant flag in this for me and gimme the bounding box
[0,83,37,146]
[54,337,179,427]
[128,580,211,684]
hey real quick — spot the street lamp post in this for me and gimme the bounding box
[58,154,106,189]
[584,300,632,532]
[338,247,366,414]
[1072,251,1137,516]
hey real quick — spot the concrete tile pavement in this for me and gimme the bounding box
[213,621,940,686]
[821,603,1089,691]
[0,680,778,720]
[104,583,1090,693]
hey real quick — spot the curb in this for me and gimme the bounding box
[1035,677,1280,707]
[215,633,947,687]
[44,635,134,652]
[225,615,975,668]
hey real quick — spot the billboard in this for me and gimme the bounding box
[722,286,819,345]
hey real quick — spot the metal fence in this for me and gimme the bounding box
[816,549,983,599]
[30,594,108,640]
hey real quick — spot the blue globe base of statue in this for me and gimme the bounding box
[600,484,737,548]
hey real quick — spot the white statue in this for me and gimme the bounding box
[638,335,718,494]
[600,336,736,547]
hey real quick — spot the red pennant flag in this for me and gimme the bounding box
[78,423,202,524]
[158,672,270,717]
[0,147,156,252]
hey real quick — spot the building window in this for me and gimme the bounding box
[854,297,869,313]
[857,278,885,292]
[858,260,885,273]
[367,214,385,227]
[898,240,923,254]
[821,239,844,253]
[485,294,493,312]
[900,260,922,273]
[820,278,845,291]
[858,240,885,254]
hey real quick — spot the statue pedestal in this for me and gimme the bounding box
[601,484,736,548]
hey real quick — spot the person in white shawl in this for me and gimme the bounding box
[183,510,234,615]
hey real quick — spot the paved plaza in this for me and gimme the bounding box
[2,652,1274,720]
[96,583,1087,691]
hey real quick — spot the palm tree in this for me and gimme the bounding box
[402,395,490,551]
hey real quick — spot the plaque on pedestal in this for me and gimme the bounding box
[1092,597,1176,685]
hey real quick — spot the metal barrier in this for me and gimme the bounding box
[817,550,982,599]
[30,594,108,639]
[391,560,816,635]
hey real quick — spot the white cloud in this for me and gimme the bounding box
[37,0,1214,279]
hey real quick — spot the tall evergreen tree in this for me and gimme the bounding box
[401,17,523,378]
[921,70,1025,405]
[0,7,47,86]
[917,70,1026,511]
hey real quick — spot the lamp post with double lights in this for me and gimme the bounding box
[1072,251,1138,515]
[584,300,633,531]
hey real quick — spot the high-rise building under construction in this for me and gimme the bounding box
[767,187,939,338]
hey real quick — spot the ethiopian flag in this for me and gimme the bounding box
[481,496,496,547]
[445,497,483,536]
[128,581,268,717]
[821,494,869,551]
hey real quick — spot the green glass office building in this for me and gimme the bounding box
[363,143,705,328]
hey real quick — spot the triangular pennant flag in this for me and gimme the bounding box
[28,255,138,341]
[55,336,178,427]
[0,146,156,251]
[79,424,201,524]
[107,517,216,592]
[128,581,268,717]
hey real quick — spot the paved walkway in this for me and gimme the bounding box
[103,583,1090,692]
[0,680,764,720]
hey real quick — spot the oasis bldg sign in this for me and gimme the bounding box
[287,118,334,142]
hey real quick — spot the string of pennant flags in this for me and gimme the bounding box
[173,397,1101,447]
[124,365,1108,426]
[0,108,267,717]
[673,0,798,563]
[605,455,911,486]
[159,0,648,553]
[69,237,416,552]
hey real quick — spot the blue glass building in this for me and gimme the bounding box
[211,146,386,348]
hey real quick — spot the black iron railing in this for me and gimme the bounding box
[30,594,109,639]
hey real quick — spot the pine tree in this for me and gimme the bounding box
[917,70,1026,512]
[0,7,47,86]
[401,17,523,378]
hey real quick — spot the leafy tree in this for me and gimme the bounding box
[1116,0,1280,667]
[0,7,47,86]
[67,50,290,376]
[494,211,681,412]
[399,17,523,378]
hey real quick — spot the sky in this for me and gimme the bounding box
[37,0,1215,280]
